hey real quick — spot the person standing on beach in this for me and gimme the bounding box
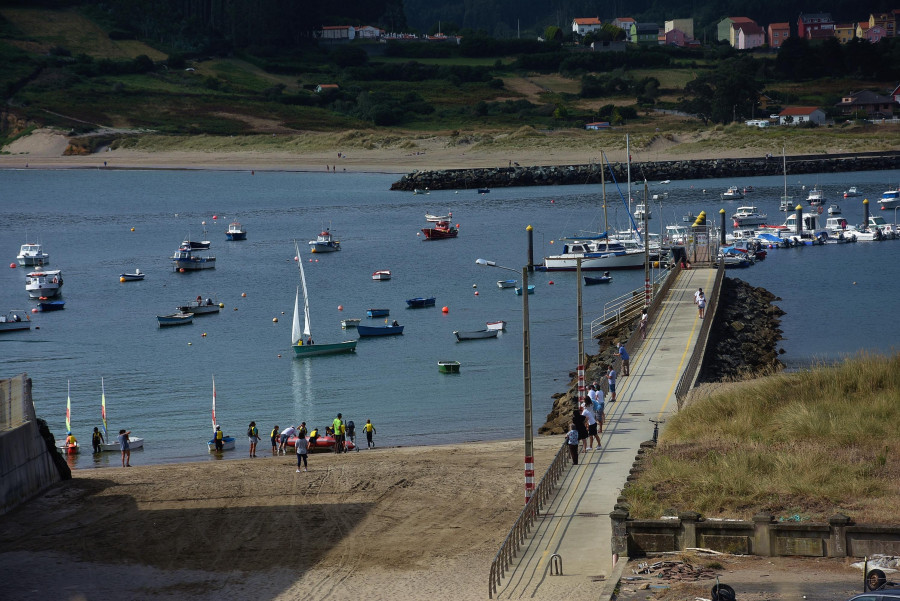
[297,422,307,441]
[347,420,359,452]
[566,423,579,465]
[332,413,343,454]
[247,422,259,458]
[615,342,630,376]
[270,425,279,455]
[607,364,617,402]
[364,419,376,448]
[91,427,104,454]
[295,434,309,472]
[118,429,131,467]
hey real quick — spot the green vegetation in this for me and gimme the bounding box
[622,353,900,523]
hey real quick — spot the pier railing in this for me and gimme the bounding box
[589,265,678,340]
[488,441,570,599]
[674,261,726,408]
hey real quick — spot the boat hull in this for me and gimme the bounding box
[120,273,145,281]
[454,329,499,341]
[207,436,236,451]
[226,232,247,241]
[177,303,220,315]
[367,309,390,317]
[173,256,216,270]
[438,361,461,373]
[285,435,356,452]
[292,340,357,357]
[372,270,392,280]
[421,228,458,240]
[25,270,63,298]
[39,301,65,311]
[583,276,612,285]
[341,318,361,328]
[541,250,644,271]
[309,243,340,252]
[157,313,193,326]
[486,321,506,331]
[406,297,435,308]
[0,312,31,332]
[497,280,517,289]
[98,437,145,452]
[357,325,404,337]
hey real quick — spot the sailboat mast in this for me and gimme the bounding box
[211,375,217,432]
[101,377,108,440]
[601,155,609,251]
[626,134,632,218]
[66,380,71,434]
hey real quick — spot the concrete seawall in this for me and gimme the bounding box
[391,151,900,191]
[0,374,65,516]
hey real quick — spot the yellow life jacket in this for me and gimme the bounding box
[216,430,223,441]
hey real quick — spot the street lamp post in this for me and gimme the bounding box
[476,258,534,504]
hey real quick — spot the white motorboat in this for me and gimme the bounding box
[17,243,49,266]
[372,270,392,281]
[309,229,341,253]
[732,206,768,227]
[486,320,507,331]
[0,310,32,332]
[827,204,842,215]
[843,186,860,198]
[633,203,652,221]
[340,318,361,328]
[879,189,900,210]
[26,269,63,298]
[541,240,645,271]
[172,246,216,270]
[425,211,450,222]
[807,186,825,206]
[497,279,517,289]
[722,186,744,200]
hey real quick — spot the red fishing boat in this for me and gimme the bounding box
[421,220,458,240]
[286,435,356,452]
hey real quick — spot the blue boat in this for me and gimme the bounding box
[357,324,404,337]
[39,300,66,311]
[367,308,390,318]
[406,297,436,308]
[514,285,536,296]
[157,312,194,327]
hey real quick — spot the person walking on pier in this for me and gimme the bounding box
[566,423,580,465]
[639,308,648,340]
[583,400,601,451]
[607,365,617,402]
[697,291,706,319]
[616,341,630,376]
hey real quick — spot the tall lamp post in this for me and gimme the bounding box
[476,258,533,504]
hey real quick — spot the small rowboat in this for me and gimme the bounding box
[367,308,389,318]
[477,188,491,194]
[341,318,361,328]
[497,279,517,289]
[514,285,535,296]
[486,320,506,331]
[357,324,404,337]
[583,275,612,285]
[425,212,451,222]
[120,269,145,282]
[406,297,435,308]
[372,270,392,281]
[454,329,499,342]
[39,300,65,311]
[438,361,460,373]
[157,312,193,326]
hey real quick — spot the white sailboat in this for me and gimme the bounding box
[56,381,79,454]
[97,377,144,452]
[207,375,235,451]
[291,241,357,357]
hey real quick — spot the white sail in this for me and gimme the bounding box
[211,375,217,432]
[292,287,302,345]
[294,242,312,340]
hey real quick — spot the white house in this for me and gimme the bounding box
[320,26,355,40]
[355,25,384,39]
[779,106,826,125]
[572,17,603,36]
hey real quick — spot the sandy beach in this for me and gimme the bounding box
[4,126,893,174]
[0,438,571,601]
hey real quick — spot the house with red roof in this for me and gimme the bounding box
[767,23,790,49]
[319,25,355,40]
[572,17,603,36]
[612,17,635,32]
[891,84,900,105]
[717,17,759,46]
[779,106,826,125]
[734,21,765,49]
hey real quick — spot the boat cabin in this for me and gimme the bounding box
[783,212,825,235]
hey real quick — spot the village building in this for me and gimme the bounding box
[798,13,835,39]
[834,90,896,118]
[834,23,856,44]
[572,17,603,36]
[664,19,694,39]
[767,22,790,49]
[779,106,826,126]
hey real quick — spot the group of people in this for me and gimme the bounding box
[82,427,133,467]
[566,382,609,465]
[236,416,377,471]
[695,287,706,318]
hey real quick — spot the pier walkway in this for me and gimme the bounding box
[492,267,718,600]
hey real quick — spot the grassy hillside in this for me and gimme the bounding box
[622,353,900,523]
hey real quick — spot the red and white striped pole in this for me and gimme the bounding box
[577,363,586,406]
[525,455,534,503]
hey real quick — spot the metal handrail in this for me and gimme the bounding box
[488,441,570,598]
[590,265,677,340]
[674,261,726,408]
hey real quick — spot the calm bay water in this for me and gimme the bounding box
[0,166,897,469]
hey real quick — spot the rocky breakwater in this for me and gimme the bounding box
[538,277,784,435]
[391,151,900,191]
[697,278,784,381]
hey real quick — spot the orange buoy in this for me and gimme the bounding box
[338,305,343,311]
[442,306,449,313]
[273,317,278,322]
[130,227,135,232]
[120,277,126,282]
[179,268,185,273]
[549,281,554,285]
[241,292,247,297]
[456,224,460,228]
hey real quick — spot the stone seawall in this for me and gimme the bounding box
[391,151,900,191]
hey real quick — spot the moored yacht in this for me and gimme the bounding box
[26,269,64,298]
[732,206,767,227]
[806,186,825,206]
[879,189,900,210]
[17,243,49,266]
